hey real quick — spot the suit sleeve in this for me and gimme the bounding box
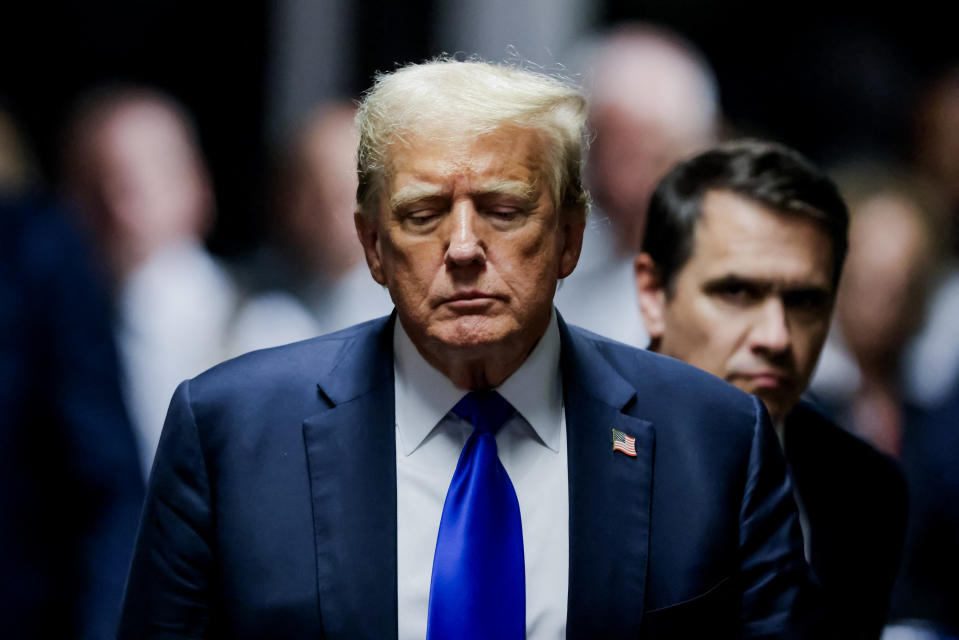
[119,380,217,638]
[739,396,825,639]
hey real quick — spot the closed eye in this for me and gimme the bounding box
[476,194,531,228]
[485,207,522,221]
[408,208,443,223]
[396,197,448,231]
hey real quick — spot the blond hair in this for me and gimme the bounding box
[355,58,589,220]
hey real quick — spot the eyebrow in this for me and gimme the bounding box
[389,185,445,212]
[703,274,833,295]
[389,179,537,213]
[476,179,538,202]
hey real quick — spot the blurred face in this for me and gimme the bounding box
[284,106,362,276]
[96,103,210,245]
[356,126,584,383]
[637,190,835,421]
[587,105,674,249]
[836,195,930,367]
[77,101,212,278]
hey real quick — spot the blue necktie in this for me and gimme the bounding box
[426,390,525,640]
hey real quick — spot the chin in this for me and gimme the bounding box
[755,393,792,424]
[429,315,524,352]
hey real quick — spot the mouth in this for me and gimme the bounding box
[439,290,504,310]
[732,371,792,391]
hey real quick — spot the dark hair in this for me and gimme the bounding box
[643,139,849,293]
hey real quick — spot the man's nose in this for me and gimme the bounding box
[445,201,486,267]
[750,298,791,354]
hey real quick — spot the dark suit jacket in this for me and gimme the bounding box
[890,387,959,635]
[1,194,144,639]
[784,402,907,639]
[120,314,819,639]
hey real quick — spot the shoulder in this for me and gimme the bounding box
[182,315,391,416]
[562,323,765,462]
[566,323,758,417]
[788,403,899,468]
[786,402,905,495]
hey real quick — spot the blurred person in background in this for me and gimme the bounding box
[1,107,144,638]
[915,65,959,249]
[61,87,239,477]
[274,102,392,330]
[885,377,959,640]
[636,140,907,639]
[888,67,959,638]
[810,166,947,456]
[903,67,959,409]
[0,106,38,193]
[809,164,959,640]
[229,101,391,352]
[554,23,721,347]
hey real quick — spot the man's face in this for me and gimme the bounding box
[637,190,835,421]
[96,103,210,242]
[357,126,584,376]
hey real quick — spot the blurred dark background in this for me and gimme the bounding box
[2,0,954,257]
[3,2,958,637]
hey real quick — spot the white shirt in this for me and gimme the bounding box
[117,240,238,476]
[394,312,569,639]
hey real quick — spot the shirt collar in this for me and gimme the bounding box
[393,310,563,456]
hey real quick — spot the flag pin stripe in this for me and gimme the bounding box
[611,428,637,457]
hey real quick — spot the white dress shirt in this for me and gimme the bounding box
[394,311,569,639]
[117,240,238,476]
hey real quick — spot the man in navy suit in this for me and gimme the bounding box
[636,140,907,638]
[120,60,819,638]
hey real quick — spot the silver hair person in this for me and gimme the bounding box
[354,57,590,222]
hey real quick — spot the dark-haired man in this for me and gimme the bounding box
[636,139,907,639]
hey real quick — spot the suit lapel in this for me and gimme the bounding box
[560,319,655,639]
[303,317,398,639]
[300,315,655,638]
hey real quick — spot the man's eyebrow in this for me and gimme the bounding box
[703,273,832,294]
[389,186,446,212]
[390,180,538,212]
[703,274,767,288]
[471,179,537,201]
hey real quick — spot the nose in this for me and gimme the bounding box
[445,200,486,267]
[750,298,791,355]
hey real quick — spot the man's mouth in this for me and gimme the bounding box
[731,370,792,391]
[440,290,503,310]
[447,290,493,301]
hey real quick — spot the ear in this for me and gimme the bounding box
[558,215,586,280]
[635,252,667,344]
[355,211,387,285]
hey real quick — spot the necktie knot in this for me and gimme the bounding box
[451,390,515,435]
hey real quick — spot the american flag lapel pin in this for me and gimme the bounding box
[612,428,637,457]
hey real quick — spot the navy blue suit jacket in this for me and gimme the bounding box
[120,314,818,638]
